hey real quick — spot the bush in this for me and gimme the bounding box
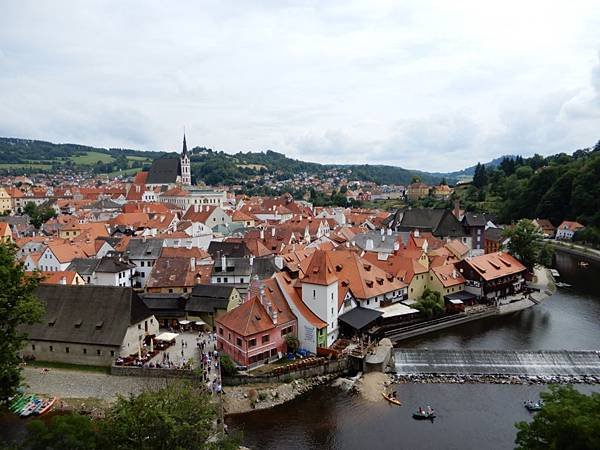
[219,354,237,376]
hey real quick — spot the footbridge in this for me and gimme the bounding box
[394,350,600,377]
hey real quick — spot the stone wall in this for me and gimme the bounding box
[223,357,350,385]
[22,340,118,366]
[110,365,197,379]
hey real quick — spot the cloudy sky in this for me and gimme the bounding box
[1,1,599,171]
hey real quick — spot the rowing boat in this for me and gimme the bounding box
[382,392,402,406]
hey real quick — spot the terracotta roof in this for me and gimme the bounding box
[274,272,326,328]
[558,221,584,231]
[431,264,465,288]
[216,296,275,337]
[301,249,338,285]
[363,250,427,285]
[47,242,91,263]
[461,252,526,281]
[39,271,83,285]
[182,205,218,223]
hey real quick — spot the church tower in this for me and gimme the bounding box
[180,133,191,186]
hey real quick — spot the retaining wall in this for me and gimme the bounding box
[223,358,350,385]
[110,365,197,379]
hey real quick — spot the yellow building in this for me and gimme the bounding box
[0,188,12,214]
[428,264,465,297]
[406,182,430,201]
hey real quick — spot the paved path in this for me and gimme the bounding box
[394,350,600,376]
[22,367,168,400]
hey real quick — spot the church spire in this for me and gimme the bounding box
[182,132,188,156]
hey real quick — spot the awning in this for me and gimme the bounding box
[155,332,179,341]
[377,302,419,318]
[338,306,383,330]
[195,320,206,326]
[178,320,191,325]
[448,299,464,305]
[445,291,477,302]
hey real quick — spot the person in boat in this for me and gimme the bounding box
[391,391,397,399]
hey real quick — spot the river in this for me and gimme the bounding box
[227,251,600,450]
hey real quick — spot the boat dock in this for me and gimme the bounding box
[394,350,600,377]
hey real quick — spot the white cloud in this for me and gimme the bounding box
[0,0,599,171]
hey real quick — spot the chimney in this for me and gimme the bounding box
[452,269,458,279]
[260,228,264,240]
[221,254,226,271]
[142,235,147,243]
[414,229,420,238]
[60,276,67,285]
[380,228,384,235]
[387,228,392,236]
[366,239,374,251]
[194,204,198,213]
[271,227,275,237]
[454,199,460,219]
[190,257,196,271]
[393,241,400,251]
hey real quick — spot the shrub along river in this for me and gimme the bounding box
[227,251,600,450]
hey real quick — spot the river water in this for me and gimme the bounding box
[227,251,600,450]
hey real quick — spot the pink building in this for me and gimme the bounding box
[216,278,297,367]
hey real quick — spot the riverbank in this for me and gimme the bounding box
[550,241,600,263]
[223,375,336,415]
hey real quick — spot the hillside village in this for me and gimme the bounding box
[0,136,584,370]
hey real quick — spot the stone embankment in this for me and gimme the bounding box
[393,373,600,385]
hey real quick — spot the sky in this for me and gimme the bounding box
[0,0,599,172]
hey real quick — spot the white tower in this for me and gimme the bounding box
[181,133,191,186]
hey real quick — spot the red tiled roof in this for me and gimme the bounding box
[216,296,275,337]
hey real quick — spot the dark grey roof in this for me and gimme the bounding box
[124,238,164,259]
[462,212,487,227]
[353,231,402,253]
[141,293,188,317]
[208,241,251,258]
[338,306,382,330]
[251,256,279,280]
[213,257,251,276]
[187,285,235,313]
[68,256,134,274]
[395,208,466,238]
[84,198,122,210]
[21,285,153,346]
[67,258,99,276]
[146,157,181,184]
[486,227,504,242]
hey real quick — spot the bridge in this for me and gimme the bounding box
[394,350,600,377]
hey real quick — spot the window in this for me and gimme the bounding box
[32,344,35,351]
[236,337,242,346]
[218,327,223,335]
[313,290,316,299]
[217,277,221,283]
[367,299,370,305]
[65,347,70,353]
[140,261,145,267]
[83,348,87,354]
[223,277,228,283]
[331,307,334,315]
[138,324,141,329]
[262,335,270,344]
[97,349,102,355]
[110,350,115,357]
[249,338,257,347]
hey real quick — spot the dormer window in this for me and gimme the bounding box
[74,319,82,328]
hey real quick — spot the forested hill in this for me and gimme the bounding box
[460,140,600,228]
[0,137,447,185]
[0,137,158,175]
[190,148,446,185]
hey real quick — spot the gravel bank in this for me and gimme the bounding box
[22,366,169,401]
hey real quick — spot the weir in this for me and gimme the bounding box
[394,350,600,376]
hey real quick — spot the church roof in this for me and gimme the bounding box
[146,157,181,184]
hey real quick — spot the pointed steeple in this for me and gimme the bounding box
[182,132,188,156]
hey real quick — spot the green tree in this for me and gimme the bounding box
[502,219,545,271]
[515,385,600,450]
[219,353,238,376]
[472,163,487,188]
[102,382,218,450]
[414,288,444,319]
[284,334,300,353]
[26,414,100,450]
[0,243,44,403]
